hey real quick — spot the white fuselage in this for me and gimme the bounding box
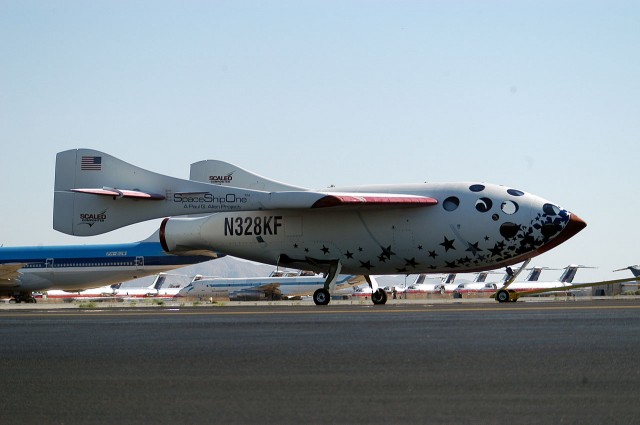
[13,265,174,293]
[162,182,584,276]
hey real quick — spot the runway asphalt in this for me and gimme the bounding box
[1,299,640,424]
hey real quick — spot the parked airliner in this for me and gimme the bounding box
[176,270,364,301]
[0,233,217,303]
[53,149,587,305]
[504,265,584,293]
[43,273,191,300]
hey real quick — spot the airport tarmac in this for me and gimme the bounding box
[2,299,640,425]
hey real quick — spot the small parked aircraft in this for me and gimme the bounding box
[176,270,364,301]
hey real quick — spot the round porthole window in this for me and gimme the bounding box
[501,200,519,215]
[507,189,524,197]
[469,184,485,192]
[543,203,561,216]
[443,196,460,211]
[475,197,493,212]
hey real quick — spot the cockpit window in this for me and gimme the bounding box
[543,203,561,216]
[443,196,460,211]
[507,189,524,197]
[475,197,493,212]
[501,200,519,215]
[469,184,485,192]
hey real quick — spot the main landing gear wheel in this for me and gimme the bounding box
[313,288,331,306]
[496,289,511,303]
[371,289,388,305]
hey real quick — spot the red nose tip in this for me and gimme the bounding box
[566,213,587,235]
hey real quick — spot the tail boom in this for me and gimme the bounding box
[53,149,271,236]
[54,149,435,236]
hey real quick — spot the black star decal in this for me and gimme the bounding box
[488,243,503,257]
[378,253,388,263]
[358,247,363,252]
[418,245,423,250]
[304,248,309,253]
[404,257,419,268]
[359,260,374,270]
[380,245,395,260]
[293,243,298,249]
[465,241,483,256]
[345,251,354,259]
[321,245,330,254]
[440,237,456,252]
[445,261,458,268]
[484,236,490,241]
[428,250,438,259]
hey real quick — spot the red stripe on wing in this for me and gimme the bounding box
[312,195,438,208]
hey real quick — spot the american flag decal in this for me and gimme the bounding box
[81,156,102,171]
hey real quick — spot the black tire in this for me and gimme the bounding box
[496,289,510,303]
[313,288,331,306]
[371,289,388,305]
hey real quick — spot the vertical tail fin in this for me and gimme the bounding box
[52,149,272,236]
[53,149,196,236]
[190,160,306,191]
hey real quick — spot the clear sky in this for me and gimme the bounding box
[1,1,639,282]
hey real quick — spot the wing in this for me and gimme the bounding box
[234,283,282,298]
[310,193,437,208]
[0,263,25,282]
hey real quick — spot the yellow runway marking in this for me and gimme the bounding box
[2,302,640,318]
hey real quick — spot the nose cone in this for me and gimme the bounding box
[566,213,587,236]
[536,213,587,256]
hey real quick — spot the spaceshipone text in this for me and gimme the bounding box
[173,193,248,209]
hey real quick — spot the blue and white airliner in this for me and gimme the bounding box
[0,232,219,303]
